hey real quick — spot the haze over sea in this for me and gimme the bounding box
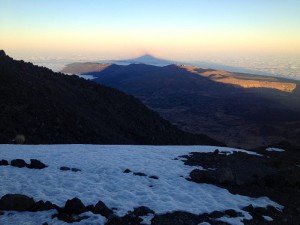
[26,55,300,81]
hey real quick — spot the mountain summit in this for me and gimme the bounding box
[117,54,174,66]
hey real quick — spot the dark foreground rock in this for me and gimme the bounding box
[93,200,113,218]
[190,167,234,185]
[151,211,231,225]
[60,166,71,171]
[27,159,47,169]
[123,169,132,173]
[0,160,9,166]
[132,206,154,216]
[63,197,86,215]
[106,214,142,225]
[10,159,27,168]
[71,168,81,172]
[52,213,89,223]
[0,194,35,211]
[184,146,300,224]
[31,200,58,212]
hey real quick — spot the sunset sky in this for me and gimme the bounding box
[1,0,300,60]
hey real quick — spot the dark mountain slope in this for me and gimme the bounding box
[88,64,300,148]
[0,51,222,145]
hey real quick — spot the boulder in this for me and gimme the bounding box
[71,168,81,172]
[225,209,243,217]
[27,159,47,169]
[10,159,27,168]
[0,194,35,211]
[133,206,154,216]
[52,213,89,223]
[93,200,113,217]
[213,149,220,155]
[0,160,9,166]
[151,211,201,225]
[133,172,147,177]
[149,175,159,180]
[31,200,57,211]
[63,197,86,214]
[123,169,132,173]
[60,166,71,171]
[106,214,142,225]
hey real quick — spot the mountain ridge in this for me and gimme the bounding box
[86,63,300,148]
[0,51,223,145]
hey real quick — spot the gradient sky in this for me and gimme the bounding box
[1,0,300,60]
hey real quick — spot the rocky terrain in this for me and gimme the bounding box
[76,63,300,148]
[184,142,300,224]
[183,65,297,92]
[0,50,221,145]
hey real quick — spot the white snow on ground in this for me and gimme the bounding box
[141,214,155,225]
[0,145,281,225]
[266,147,285,152]
[263,215,273,222]
[76,74,97,80]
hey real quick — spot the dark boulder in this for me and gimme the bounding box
[209,210,225,219]
[149,175,159,180]
[133,172,147,177]
[86,204,94,211]
[213,149,220,155]
[63,197,86,214]
[225,209,243,218]
[71,168,81,172]
[60,166,71,171]
[0,160,9,166]
[31,200,57,212]
[133,206,154,216]
[151,211,201,225]
[123,169,132,173]
[10,159,27,168]
[27,159,47,169]
[93,200,113,217]
[52,213,89,223]
[106,214,142,225]
[0,194,35,211]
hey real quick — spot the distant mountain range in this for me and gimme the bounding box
[76,62,300,148]
[62,54,272,76]
[0,50,222,145]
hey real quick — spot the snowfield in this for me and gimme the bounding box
[0,145,281,225]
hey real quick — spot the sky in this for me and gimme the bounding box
[1,0,300,61]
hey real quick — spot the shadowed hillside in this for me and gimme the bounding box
[0,51,222,145]
[86,63,300,148]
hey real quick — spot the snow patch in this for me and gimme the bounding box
[263,215,273,222]
[266,147,285,152]
[0,145,281,225]
[140,214,154,225]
